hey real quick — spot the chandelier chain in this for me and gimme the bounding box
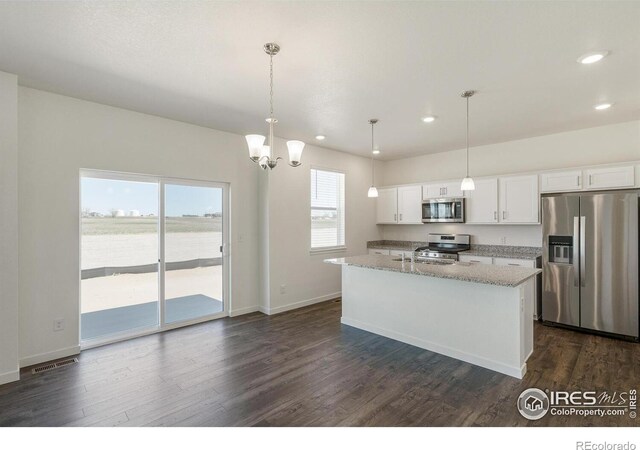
[269,52,274,119]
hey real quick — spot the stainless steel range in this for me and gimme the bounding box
[414,234,471,264]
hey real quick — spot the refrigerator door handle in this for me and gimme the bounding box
[580,216,586,287]
[573,217,580,287]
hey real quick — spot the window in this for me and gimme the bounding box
[310,168,345,250]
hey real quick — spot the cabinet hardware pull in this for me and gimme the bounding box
[494,211,497,220]
[399,213,403,221]
[577,175,580,186]
[589,174,592,185]
[502,211,506,220]
[508,263,520,266]
[394,213,397,222]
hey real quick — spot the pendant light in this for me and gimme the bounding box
[460,90,476,191]
[244,43,305,170]
[367,119,379,198]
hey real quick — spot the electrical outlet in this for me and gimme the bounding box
[53,318,65,332]
[280,284,286,295]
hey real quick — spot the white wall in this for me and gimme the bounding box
[382,120,640,186]
[380,120,640,246]
[262,143,381,314]
[0,72,19,383]
[17,87,260,366]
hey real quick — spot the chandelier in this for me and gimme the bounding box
[245,43,305,170]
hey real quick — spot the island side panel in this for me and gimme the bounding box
[340,265,529,378]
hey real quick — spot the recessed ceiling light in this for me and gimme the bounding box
[422,116,436,123]
[578,51,608,64]
[372,150,380,155]
[315,135,326,140]
[594,103,613,110]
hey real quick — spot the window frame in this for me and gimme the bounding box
[309,166,347,254]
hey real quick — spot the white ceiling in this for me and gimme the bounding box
[0,1,638,160]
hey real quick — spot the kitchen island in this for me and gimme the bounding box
[325,254,541,378]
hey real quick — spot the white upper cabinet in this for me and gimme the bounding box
[376,187,398,224]
[499,175,539,223]
[397,185,423,224]
[584,166,635,190]
[540,170,583,193]
[465,178,499,224]
[422,181,464,199]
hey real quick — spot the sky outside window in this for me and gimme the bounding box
[81,178,222,217]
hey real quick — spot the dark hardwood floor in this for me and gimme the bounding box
[0,299,637,426]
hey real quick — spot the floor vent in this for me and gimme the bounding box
[31,358,79,374]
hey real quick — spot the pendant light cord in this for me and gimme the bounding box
[371,122,375,185]
[466,95,469,178]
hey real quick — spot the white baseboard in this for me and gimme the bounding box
[19,345,81,368]
[0,370,20,385]
[262,292,341,315]
[228,305,260,317]
[341,316,525,379]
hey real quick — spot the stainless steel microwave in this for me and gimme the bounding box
[422,198,465,223]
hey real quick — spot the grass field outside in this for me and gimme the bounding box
[81,217,222,235]
[83,215,339,235]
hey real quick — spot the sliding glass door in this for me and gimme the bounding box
[80,172,227,344]
[80,176,160,341]
[163,183,224,324]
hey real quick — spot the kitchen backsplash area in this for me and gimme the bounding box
[380,223,543,247]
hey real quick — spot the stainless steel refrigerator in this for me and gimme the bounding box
[542,190,639,340]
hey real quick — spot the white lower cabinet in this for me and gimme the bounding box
[493,257,536,268]
[458,255,493,265]
[460,255,539,319]
[368,248,390,256]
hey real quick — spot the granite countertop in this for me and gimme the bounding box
[368,240,542,260]
[325,254,541,288]
[460,245,542,260]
